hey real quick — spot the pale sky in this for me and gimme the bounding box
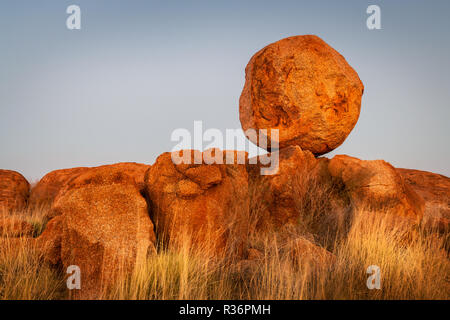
[0,0,449,181]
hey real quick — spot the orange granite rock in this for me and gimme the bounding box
[240,35,364,154]
[37,166,156,299]
[145,149,249,256]
[397,168,450,232]
[0,169,29,213]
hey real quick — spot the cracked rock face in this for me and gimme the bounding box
[29,167,90,208]
[247,146,319,229]
[239,35,364,155]
[328,155,424,225]
[145,149,249,256]
[397,168,450,232]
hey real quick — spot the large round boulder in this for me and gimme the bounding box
[247,146,351,246]
[0,169,30,213]
[239,35,364,154]
[37,166,156,299]
[96,162,150,193]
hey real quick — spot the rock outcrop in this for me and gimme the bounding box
[397,168,450,232]
[239,35,364,154]
[29,167,89,208]
[247,146,351,245]
[145,149,249,256]
[37,166,156,299]
[0,170,30,213]
[328,155,424,226]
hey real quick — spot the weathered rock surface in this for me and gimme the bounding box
[0,170,30,213]
[37,166,156,299]
[145,149,249,256]
[397,168,450,232]
[30,162,150,210]
[29,167,89,208]
[239,35,364,154]
[247,146,351,244]
[0,215,34,237]
[248,150,441,243]
[328,155,424,226]
[97,162,150,193]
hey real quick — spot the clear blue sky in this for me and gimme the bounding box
[1,0,449,181]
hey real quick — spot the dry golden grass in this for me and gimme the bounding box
[0,203,448,300]
[0,205,64,299]
[0,204,49,237]
[104,207,450,300]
